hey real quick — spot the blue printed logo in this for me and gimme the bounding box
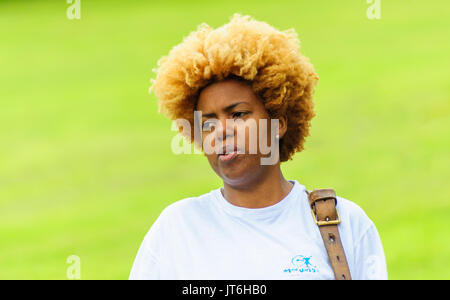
[283,255,318,274]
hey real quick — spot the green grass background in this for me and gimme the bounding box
[0,0,449,279]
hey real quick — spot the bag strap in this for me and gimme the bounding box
[306,188,352,280]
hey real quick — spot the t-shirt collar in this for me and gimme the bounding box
[212,179,305,219]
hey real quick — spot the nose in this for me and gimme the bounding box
[215,117,235,143]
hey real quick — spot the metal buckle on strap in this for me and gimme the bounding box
[311,209,341,226]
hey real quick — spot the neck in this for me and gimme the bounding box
[221,165,293,208]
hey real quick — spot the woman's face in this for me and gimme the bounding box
[196,79,286,187]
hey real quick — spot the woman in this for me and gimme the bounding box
[129,14,387,280]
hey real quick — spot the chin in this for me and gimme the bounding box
[217,156,263,185]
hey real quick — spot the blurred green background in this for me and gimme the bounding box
[0,0,449,279]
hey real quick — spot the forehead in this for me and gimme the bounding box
[196,79,262,111]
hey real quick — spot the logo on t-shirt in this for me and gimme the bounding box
[283,255,318,275]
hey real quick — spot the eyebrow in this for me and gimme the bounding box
[201,101,248,118]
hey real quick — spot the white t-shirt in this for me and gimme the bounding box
[129,180,388,280]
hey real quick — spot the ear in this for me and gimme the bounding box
[278,114,288,139]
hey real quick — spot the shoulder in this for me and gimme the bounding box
[141,190,216,243]
[335,195,377,243]
[336,195,372,224]
[158,190,216,221]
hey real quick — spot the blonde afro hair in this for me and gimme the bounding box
[150,14,319,162]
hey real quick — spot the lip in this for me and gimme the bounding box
[217,144,241,163]
[218,151,238,162]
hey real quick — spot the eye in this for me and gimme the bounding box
[232,111,248,119]
[202,120,216,131]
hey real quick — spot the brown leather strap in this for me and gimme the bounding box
[306,188,352,280]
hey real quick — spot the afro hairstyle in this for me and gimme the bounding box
[150,13,319,162]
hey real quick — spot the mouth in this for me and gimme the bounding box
[218,144,241,162]
[218,151,238,162]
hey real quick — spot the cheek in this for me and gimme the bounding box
[201,131,220,154]
[235,119,272,154]
[205,153,220,174]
